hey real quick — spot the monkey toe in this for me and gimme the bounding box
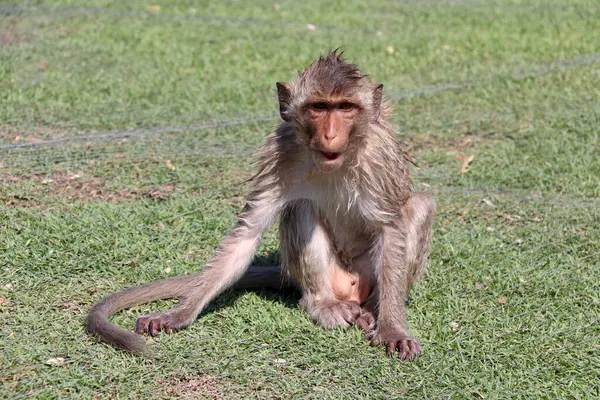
[356,310,375,332]
[396,338,421,360]
[369,330,421,361]
[343,301,362,323]
[390,338,420,361]
[332,300,362,326]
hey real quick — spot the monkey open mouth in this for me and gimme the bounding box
[321,151,341,161]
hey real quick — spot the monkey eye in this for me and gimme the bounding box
[310,102,329,111]
[339,102,355,111]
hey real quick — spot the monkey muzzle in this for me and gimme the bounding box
[312,150,346,172]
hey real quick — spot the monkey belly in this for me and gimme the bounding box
[330,267,371,305]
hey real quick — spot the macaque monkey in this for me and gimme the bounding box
[87,51,435,360]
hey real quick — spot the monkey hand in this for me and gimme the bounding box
[366,326,421,361]
[135,310,193,337]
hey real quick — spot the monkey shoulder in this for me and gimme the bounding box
[354,144,412,210]
[253,127,304,175]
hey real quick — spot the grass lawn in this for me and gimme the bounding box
[1,0,599,398]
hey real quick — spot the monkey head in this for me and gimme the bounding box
[276,51,384,173]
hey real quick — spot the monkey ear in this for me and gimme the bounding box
[276,82,292,122]
[372,84,384,120]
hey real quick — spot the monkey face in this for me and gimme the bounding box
[275,52,383,174]
[304,98,361,172]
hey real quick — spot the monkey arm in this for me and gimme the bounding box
[134,189,287,336]
[88,186,286,353]
[186,196,284,310]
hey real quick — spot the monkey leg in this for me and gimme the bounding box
[368,191,436,360]
[404,192,436,290]
[279,200,367,329]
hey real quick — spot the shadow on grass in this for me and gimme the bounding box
[197,250,301,319]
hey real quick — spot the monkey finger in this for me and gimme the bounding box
[355,318,367,331]
[135,316,150,334]
[148,319,164,337]
[360,310,375,325]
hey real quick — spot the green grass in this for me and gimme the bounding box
[1,0,599,398]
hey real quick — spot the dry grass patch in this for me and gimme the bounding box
[1,171,177,207]
[155,375,225,400]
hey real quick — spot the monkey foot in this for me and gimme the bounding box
[367,330,421,361]
[315,299,362,329]
[135,312,185,337]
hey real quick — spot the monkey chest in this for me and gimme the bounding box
[317,201,375,262]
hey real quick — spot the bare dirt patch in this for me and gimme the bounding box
[401,115,510,157]
[144,183,175,201]
[402,131,493,156]
[155,375,224,400]
[33,171,134,202]
[2,171,176,207]
[60,298,87,316]
[0,17,34,48]
[0,28,26,47]
[0,124,74,142]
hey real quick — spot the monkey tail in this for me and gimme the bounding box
[234,265,292,290]
[87,274,197,354]
[87,266,291,354]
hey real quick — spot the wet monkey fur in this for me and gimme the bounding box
[87,51,436,360]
